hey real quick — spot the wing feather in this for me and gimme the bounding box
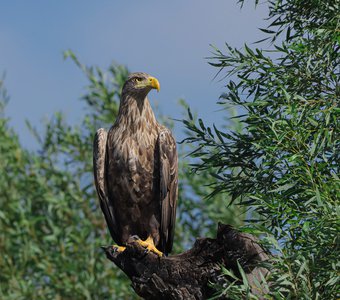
[158,128,178,254]
[93,128,119,242]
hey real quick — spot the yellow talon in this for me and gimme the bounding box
[112,245,126,253]
[136,236,163,257]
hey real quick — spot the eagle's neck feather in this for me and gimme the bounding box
[117,94,157,133]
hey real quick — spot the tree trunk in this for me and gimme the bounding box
[102,223,269,299]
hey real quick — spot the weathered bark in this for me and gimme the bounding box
[102,223,269,299]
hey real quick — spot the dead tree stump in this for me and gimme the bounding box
[102,223,269,299]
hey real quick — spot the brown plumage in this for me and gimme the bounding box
[93,72,178,255]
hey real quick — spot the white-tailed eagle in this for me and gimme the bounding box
[93,72,178,256]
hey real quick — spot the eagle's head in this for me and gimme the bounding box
[122,72,160,99]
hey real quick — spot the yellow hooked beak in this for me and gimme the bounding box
[148,76,160,92]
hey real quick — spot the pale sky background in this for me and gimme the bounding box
[0,1,268,149]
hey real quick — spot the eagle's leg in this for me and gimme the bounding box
[112,245,126,253]
[136,236,163,257]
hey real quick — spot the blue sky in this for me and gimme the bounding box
[0,1,267,149]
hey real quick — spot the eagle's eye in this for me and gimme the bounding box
[134,78,142,83]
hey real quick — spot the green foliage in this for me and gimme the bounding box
[183,0,339,299]
[175,100,244,250]
[0,60,134,299]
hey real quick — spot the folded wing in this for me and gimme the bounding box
[158,129,178,254]
[93,128,119,243]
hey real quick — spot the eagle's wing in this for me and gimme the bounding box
[93,128,119,242]
[158,128,178,254]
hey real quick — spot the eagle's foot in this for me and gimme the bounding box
[112,245,126,253]
[136,236,163,257]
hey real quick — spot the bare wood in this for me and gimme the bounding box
[102,223,269,299]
